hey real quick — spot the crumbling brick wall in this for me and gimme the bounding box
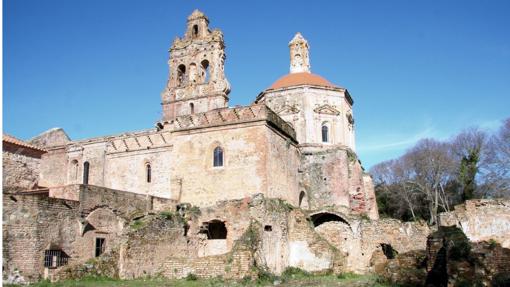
[2,193,79,282]
[3,149,41,191]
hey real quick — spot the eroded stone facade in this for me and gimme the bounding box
[3,9,392,282]
[32,9,376,217]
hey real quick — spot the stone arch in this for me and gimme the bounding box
[309,211,351,229]
[80,208,125,259]
[69,159,79,183]
[201,59,210,83]
[85,207,125,235]
[192,24,199,38]
[177,64,186,86]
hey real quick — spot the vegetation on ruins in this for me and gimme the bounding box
[371,118,510,224]
[4,273,392,287]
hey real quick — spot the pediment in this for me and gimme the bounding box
[276,104,300,115]
[313,104,340,116]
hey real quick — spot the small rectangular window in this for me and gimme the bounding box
[44,250,69,269]
[95,238,105,257]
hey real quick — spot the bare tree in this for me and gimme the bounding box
[483,118,510,198]
[402,139,456,225]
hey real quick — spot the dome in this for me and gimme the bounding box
[267,72,339,90]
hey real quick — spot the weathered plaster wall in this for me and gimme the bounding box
[439,199,510,248]
[259,87,354,150]
[172,120,299,207]
[265,127,300,205]
[39,147,68,188]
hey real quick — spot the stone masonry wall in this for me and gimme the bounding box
[3,193,80,282]
[3,149,41,191]
[439,199,510,248]
[2,185,162,282]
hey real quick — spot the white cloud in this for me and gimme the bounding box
[357,126,435,153]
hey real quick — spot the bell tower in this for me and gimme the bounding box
[289,32,310,74]
[160,10,230,122]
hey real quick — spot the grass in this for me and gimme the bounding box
[5,274,392,287]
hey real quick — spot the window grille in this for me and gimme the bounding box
[44,250,69,269]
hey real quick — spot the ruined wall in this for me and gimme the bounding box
[439,199,510,248]
[299,146,376,217]
[310,213,429,273]
[265,127,300,205]
[2,193,80,282]
[29,128,70,148]
[2,185,158,282]
[117,195,346,280]
[3,149,41,190]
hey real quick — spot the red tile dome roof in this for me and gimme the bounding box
[268,72,339,90]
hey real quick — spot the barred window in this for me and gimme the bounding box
[44,250,69,269]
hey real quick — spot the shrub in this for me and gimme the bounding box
[488,238,498,249]
[337,272,359,280]
[159,211,173,220]
[185,273,198,281]
[281,267,310,278]
[130,219,145,230]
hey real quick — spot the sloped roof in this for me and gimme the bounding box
[3,134,47,152]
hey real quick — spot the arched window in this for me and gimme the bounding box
[321,124,329,143]
[213,146,223,167]
[177,65,186,86]
[146,164,151,183]
[190,103,194,114]
[83,161,90,185]
[192,25,199,38]
[70,160,79,181]
[201,60,210,83]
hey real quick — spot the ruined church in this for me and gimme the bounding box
[4,10,438,282]
[33,9,377,214]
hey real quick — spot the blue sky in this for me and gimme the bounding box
[4,0,510,168]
